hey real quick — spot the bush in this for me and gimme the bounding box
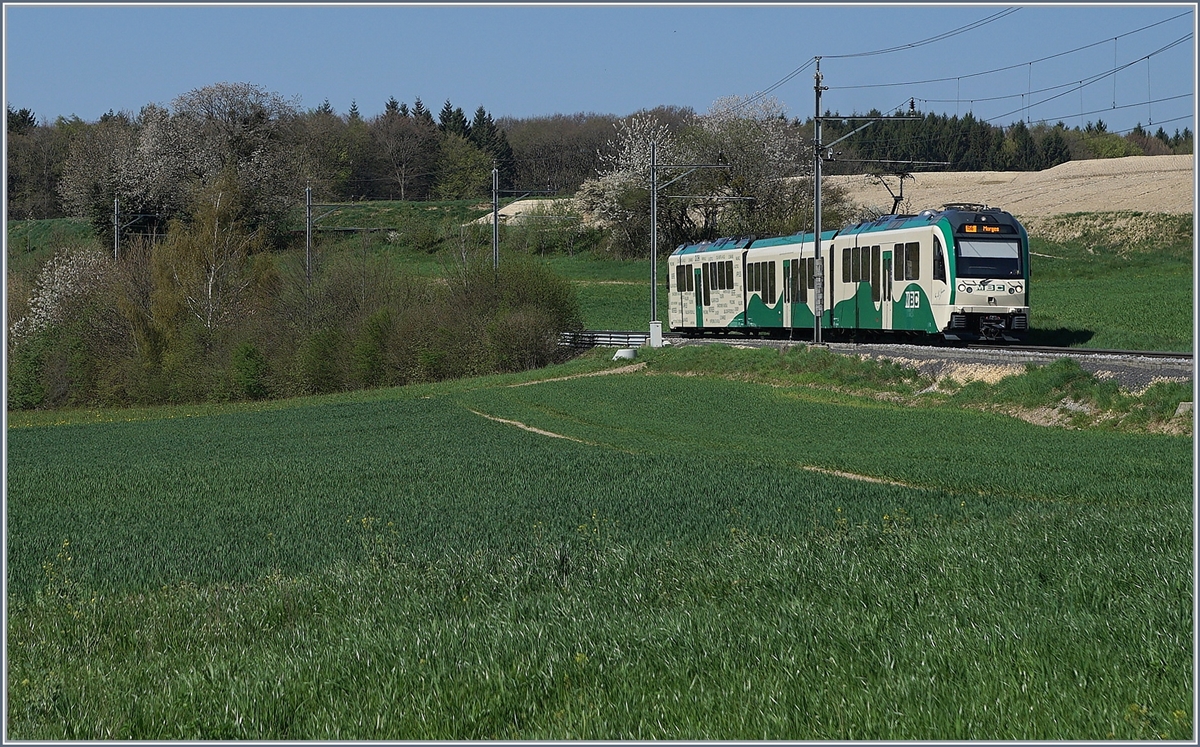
[230,342,270,400]
[296,328,346,395]
[350,309,392,388]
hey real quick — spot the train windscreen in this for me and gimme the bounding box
[955,239,1022,278]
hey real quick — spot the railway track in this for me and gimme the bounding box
[962,343,1192,360]
[562,331,1193,392]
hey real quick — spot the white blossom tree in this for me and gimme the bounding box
[574,110,689,255]
[9,246,111,346]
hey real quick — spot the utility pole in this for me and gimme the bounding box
[492,166,500,271]
[305,185,312,286]
[813,58,827,345]
[811,62,928,344]
[490,172,554,272]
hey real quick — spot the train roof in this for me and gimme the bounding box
[670,236,754,256]
[670,205,1023,256]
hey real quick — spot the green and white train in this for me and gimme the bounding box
[667,204,1029,342]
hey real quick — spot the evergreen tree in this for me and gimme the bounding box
[438,100,471,138]
[469,105,515,189]
[7,105,37,135]
[1007,121,1038,170]
[385,97,400,117]
[1038,127,1071,169]
[412,98,434,126]
[348,100,361,122]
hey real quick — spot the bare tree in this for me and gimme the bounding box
[369,108,438,200]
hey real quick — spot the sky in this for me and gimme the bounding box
[3,3,1196,137]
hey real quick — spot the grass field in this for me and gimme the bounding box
[6,346,1193,740]
[1026,233,1193,351]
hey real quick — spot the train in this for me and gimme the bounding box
[666,204,1029,342]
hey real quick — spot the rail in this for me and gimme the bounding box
[963,343,1193,360]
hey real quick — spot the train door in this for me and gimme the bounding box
[881,249,893,330]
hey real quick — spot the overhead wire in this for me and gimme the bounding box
[985,33,1192,124]
[722,7,1019,115]
[826,10,1191,91]
[820,7,1020,59]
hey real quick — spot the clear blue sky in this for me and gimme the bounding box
[3,3,1195,136]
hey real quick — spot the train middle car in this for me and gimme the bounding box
[667,205,1029,342]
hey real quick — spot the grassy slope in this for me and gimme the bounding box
[1026,230,1193,351]
[6,348,1192,740]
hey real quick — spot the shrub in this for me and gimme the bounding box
[350,309,392,388]
[296,328,346,395]
[230,342,270,400]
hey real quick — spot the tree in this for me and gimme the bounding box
[677,94,812,239]
[296,101,352,198]
[438,100,470,138]
[468,105,515,189]
[7,107,71,218]
[170,82,302,240]
[412,97,434,126]
[1038,126,1071,168]
[500,112,614,194]
[58,112,140,234]
[369,105,439,200]
[152,171,263,337]
[434,134,490,199]
[7,105,36,135]
[574,110,684,256]
[1003,120,1038,170]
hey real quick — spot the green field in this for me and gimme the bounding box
[6,346,1192,740]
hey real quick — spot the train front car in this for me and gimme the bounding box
[937,205,1030,341]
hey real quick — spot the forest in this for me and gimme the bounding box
[7,85,1192,225]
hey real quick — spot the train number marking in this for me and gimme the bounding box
[904,290,921,309]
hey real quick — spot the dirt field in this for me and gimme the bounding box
[826,154,1194,218]
[488,154,1194,231]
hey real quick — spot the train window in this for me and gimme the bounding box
[783,261,791,303]
[842,248,851,282]
[871,245,881,302]
[675,264,685,293]
[725,261,734,289]
[701,262,710,305]
[904,242,920,280]
[893,243,905,281]
[796,260,807,303]
[806,258,815,290]
[748,262,758,292]
[955,239,1022,279]
[933,237,946,282]
[687,264,694,291]
[717,261,727,290]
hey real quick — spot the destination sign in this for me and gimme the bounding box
[963,224,1002,234]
